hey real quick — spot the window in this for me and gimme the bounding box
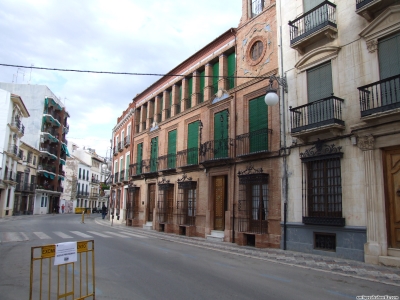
[199,70,205,104]
[187,121,199,165]
[301,141,344,226]
[168,130,177,169]
[150,137,158,172]
[249,96,268,153]
[251,0,264,18]
[33,155,36,166]
[238,169,269,234]
[126,154,130,179]
[136,143,143,175]
[303,0,324,12]
[214,110,229,159]
[157,182,174,224]
[187,77,193,108]
[212,62,219,94]
[177,178,197,226]
[227,52,236,89]
[250,41,263,61]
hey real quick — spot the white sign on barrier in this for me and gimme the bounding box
[54,242,77,265]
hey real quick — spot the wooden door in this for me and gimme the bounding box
[214,176,226,231]
[167,187,174,223]
[148,184,156,222]
[385,148,400,249]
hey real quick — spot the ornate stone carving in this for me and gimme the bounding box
[357,135,375,151]
[300,139,342,159]
[366,39,378,53]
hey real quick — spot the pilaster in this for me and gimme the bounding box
[204,63,213,101]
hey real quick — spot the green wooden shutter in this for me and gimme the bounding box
[200,70,205,103]
[214,110,228,158]
[136,143,143,175]
[168,130,177,168]
[169,91,172,107]
[179,85,182,100]
[227,53,236,89]
[187,121,199,165]
[213,62,219,92]
[150,137,158,172]
[249,96,268,152]
[188,77,193,108]
[160,95,164,110]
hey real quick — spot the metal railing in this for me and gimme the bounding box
[289,95,345,132]
[129,162,142,176]
[120,170,126,181]
[158,154,177,170]
[9,144,18,155]
[288,1,337,45]
[176,148,199,167]
[38,164,56,173]
[356,0,376,10]
[200,138,235,162]
[40,146,58,156]
[358,74,400,117]
[114,172,119,183]
[236,128,272,157]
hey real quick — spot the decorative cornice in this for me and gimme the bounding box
[300,139,342,159]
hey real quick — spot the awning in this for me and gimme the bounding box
[58,175,65,181]
[61,144,71,157]
[60,159,66,165]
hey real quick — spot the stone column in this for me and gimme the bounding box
[147,100,155,127]
[171,84,179,116]
[162,90,170,121]
[204,63,213,101]
[219,54,228,91]
[154,95,162,123]
[358,135,387,264]
[181,78,189,111]
[192,71,200,106]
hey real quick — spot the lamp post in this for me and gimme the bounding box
[264,74,289,250]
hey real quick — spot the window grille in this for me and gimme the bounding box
[237,166,269,234]
[251,0,264,18]
[314,232,336,251]
[157,179,174,224]
[177,175,197,226]
[301,141,345,226]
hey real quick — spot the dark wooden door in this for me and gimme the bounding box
[214,176,226,231]
[148,184,156,222]
[385,148,400,249]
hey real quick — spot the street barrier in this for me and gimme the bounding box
[30,240,95,300]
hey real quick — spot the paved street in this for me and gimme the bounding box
[0,214,399,299]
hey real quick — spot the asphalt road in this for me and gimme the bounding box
[0,214,399,300]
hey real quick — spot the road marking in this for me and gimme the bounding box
[117,231,148,238]
[34,232,51,239]
[54,231,73,238]
[104,231,130,238]
[70,231,93,238]
[87,231,112,238]
[20,232,29,241]
[3,232,25,242]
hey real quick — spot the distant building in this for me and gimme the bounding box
[0,83,70,214]
[0,89,29,217]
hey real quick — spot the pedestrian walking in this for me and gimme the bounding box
[101,204,107,219]
[61,204,65,213]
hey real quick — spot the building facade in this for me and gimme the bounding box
[14,141,40,215]
[0,90,29,217]
[0,83,70,215]
[110,0,282,248]
[278,0,400,265]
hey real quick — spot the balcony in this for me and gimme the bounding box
[236,128,272,157]
[200,138,235,166]
[124,136,131,147]
[120,169,128,182]
[3,171,16,183]
[141,158,158,176]
[356,0,397,21]
[177,148,199,168]
[288,1,337,54]
[114,172,119,184]
[8,144,18,156]
[195,92,204,105]
[36,184,55,192]
[130,163,142,178]
[57,186,64,193]
[289,95,345,140]
[118,141,123,152]
[18,150,23,160]
[38,164,56,173]
[91,178,100,184]
[158,154,177,171]
[77,191,89,198]
[90,192,99,198]
[113,147,118,156]
[358,74,400,119]
[40,146,58,158]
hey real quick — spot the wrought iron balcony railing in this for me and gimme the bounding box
[118,141,123,152]
[8,144,18,156]
[91,178,100,184]
[358,74,400,117]
[38,164,56,173]
[290,95,345,133]
[40,146,58,156]
[130,162,142,176]
[176,148,199,167]
[142,158,158,173]
[356,0,376,10]
[124,136,131,147]
[195,92,204,105]
[200,138,235,162]
[120,169,126,182]
[236,128,272,157]
[158,154,177,171]
[288,1,337,46]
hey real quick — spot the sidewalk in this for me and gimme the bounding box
[95,217,400,287]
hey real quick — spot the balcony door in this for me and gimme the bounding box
[384,148,400,249]
[307,61,333,125]
[214,110,229,159]
[378,33,400,107]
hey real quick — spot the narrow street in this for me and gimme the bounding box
[0,214,399,300]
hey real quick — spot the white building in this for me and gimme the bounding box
[277,0,400,266]
[0,89,30,217]
[0,83,70,215]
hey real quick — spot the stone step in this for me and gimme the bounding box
[143,221,153,230]
[210,230,224,238]
[387,248,400,257]
[379,255,400,268]
[206,235,224,242]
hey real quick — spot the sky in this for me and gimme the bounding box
[0,0,242,158]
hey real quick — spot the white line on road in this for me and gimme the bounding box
[53,231,73,239]
[118,231,148,238]
[87,231,112,238]
[104,231,130,238]
[33,232,51,239]
[70,231,93,238]
[3,232,25,242]
[19,232,29,241]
